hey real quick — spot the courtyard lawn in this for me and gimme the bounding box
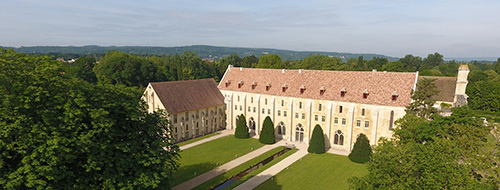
[255,153,368,190]
[193,146,288,190]
[171,135,263,186]
[176,132,221,147]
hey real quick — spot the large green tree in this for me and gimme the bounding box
[348,134,372,163]
[349,107,498,189]
[235,114,249,139]
[259,116,275,144]
[406,77,439,119]
[308,125,326,154]
[0,49,180,189]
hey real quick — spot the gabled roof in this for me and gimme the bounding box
[149,78,224,114]
[219,66,418,107]
[419,76,456,102]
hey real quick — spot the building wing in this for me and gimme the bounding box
[419,76,456,103]
[150,78,225,114]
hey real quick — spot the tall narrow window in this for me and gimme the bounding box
[322,116,325,122]
[284,111,287,117]
[339,106,343,113]
[315,115,318,121]
[299,102,302,109]
[334,130,344,145]
[365,121,370,128]
[238,96,240,102]
[251,97,253,103]
[265,98,267,105]
[389,111,394,130]
[302,113,305,119]
[319,104,322,111]
[361,108,365,116]
[342,118,346,125]
[282,100,285,107]
[278,110,281,116]
[334,117,338,124]
[356,120,361,127]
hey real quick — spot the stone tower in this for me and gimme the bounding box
[453,65,469,107]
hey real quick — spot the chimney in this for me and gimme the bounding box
[282,69,285,74]
[299,69,302,74]
[372,69,377,72]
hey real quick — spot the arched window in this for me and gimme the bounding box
[334,130,344,145]
[277,122,285,135]
[389,111,394,130]
[249,117,256,130]
[235,116,239,125]
[295,124,304,142]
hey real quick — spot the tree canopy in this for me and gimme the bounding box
[0,49,180,189]
[406,77,439,119]
[348,134,372,163]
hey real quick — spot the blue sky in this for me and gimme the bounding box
[1,0,499,58]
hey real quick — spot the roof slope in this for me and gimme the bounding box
[151,78,225,114]
[419,76,456,102]
[219,67,418,107]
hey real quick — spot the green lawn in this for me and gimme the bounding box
[176,132,221,147]
[171,135,263,186]
[193,146,289,190]
[255,153,368,190]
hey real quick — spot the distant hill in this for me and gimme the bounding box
[1,45,398,61]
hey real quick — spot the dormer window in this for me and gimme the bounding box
[266,83,271,91]
[300,85,306,94]
[225,80,231,87]
[238,81,244,88]
[340,87,347,97]
[252,82,257,89]
[363,89,369,99]
[392,91,399,101]
[319,86,326,95]
[282,84,288,92]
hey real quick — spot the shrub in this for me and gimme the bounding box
[308,125,326,154]
[259,116,275,144]
[348,133,372,163]
[235,114,249,138]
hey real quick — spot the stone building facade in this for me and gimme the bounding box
[218,66,418,152]
[142,78,226,143]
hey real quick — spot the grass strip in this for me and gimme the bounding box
[171,135,263,186]
[193,146,288,190]
[223,148,299,189]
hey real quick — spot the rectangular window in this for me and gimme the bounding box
[173,114,178,123]
[235,105,237,110]
[185,113,189,121]
[248,106,251,112]
[365,121,370,128]
[322,116,325,122]
[302,113,305,119]
[315,115,318,121]
[278,110,281,116]
[282,100,284,107]
[299,102,302,109]
[268,109,271,114]
[265,98,267,105]
[196,111,199,119]
[284,111,287,117]
[334,117,338,124]
[240,106,242,111]
[262,108,265,114]
[253,107,256,113]
[342,118,346,125]
[356,120,361,127]
[319,104,322,111]
[251,97,253,103]
[295,113,299,118]
[339,106,343,113]
[238,96,240,102]
[361,108,365,116]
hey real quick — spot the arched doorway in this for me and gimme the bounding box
[249,117,256,135]
[295,124,304,142]
[276,121,286,139]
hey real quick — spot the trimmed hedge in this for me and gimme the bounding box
[259,116,275,144]
[348,133,372,163]
[235,114,249,138]
[308,125,326,154]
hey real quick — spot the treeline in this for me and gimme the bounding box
[65,50,500,113]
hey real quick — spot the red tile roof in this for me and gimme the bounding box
[150,78,225,114]
[219,67,418,107]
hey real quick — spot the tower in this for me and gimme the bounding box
[453,65,469,107]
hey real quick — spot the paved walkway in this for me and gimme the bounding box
[173,141,286,190]
[178,129,233,150]
[233,143,308,190]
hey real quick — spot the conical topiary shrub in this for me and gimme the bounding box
[234,114,249,139]
[308,125,326,154]
[348,133,372,163]
[259,116,275,144]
